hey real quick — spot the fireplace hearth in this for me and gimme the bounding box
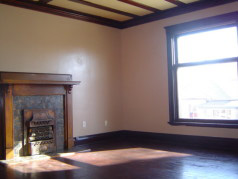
[0,72,80,160]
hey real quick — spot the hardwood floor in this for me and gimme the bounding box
[1,140,238,179]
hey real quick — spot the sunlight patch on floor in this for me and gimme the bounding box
[6,147,191,174]
[7,159,80,173]
[62,147,191,167]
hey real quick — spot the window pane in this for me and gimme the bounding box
[177,62,238,120]
[177,26,238,63]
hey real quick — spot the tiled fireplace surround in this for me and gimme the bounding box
[0,72,80,160]
[14,96,64,157]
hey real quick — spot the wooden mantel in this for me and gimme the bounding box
[0,72,80,160]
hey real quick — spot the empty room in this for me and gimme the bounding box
[0,0,238,178]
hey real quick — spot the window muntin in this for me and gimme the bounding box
[177,26,238,63]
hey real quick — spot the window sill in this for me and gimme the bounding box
[168,121,238,128]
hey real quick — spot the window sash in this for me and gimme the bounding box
[174,25,238,66]
[176,62,238,120]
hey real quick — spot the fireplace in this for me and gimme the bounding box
[0,72,80,160]
[24,109,56,156]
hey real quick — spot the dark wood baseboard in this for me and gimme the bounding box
[74,131,124,146]
[74,130,238,152]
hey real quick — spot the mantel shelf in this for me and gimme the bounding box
[0,79,81,85]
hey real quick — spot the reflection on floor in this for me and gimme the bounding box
[1,141,238,179]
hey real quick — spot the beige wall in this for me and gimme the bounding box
[0,4,122,137]
[1,2,238,139]
[121,2,238,139]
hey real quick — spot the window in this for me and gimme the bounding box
[165,12,238,128]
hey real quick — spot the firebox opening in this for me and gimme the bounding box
[24,109,57,156]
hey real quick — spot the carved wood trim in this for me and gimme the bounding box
[65,85,73,94]
[64,91,74,149]
[0,87,6,159]
[0,72,79,159]
[0,79,80,85]
[4,85,14,159]
[13,85,66,96]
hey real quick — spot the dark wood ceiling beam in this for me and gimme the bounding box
[118,0,160,13]
[1,0,237,29]
[165,0,186,6]
[0,0,121,28]
[38,0,53,4]
[121,0,238,28]
[69,0,138,18]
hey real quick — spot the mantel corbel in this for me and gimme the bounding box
[65,85,73,94]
